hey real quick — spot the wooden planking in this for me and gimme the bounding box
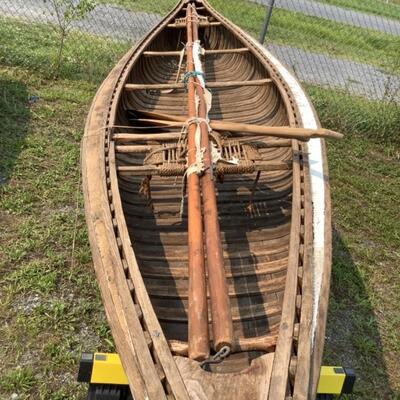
[82,1,192,398]
[109,141,190,399]
[175,353,275,400]
[293,146,313,399]
[268,140,302,399]
[82,94,164,399]
[81,3,332,396]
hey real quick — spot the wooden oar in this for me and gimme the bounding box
[131,110,344,140]
[185,4,209,362]
[191,4,233,354]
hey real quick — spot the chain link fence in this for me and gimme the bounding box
[0,0,399,102]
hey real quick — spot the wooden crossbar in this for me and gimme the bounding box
[168,21,222,28]
[117,161,291,176]
[143,48,250,57]
[124,78,272,91]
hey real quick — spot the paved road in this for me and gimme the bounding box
[0,0,161,41]
[268,44,400,101]
[0,0,398,101]
[259,0,400,36]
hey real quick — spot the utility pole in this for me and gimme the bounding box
[259,0,276,44]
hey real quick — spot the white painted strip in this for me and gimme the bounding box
[237,32,326,344]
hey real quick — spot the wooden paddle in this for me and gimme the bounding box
[130,110,344,141]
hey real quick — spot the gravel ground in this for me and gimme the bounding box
[0,0,398,100]
[266,0,400,36]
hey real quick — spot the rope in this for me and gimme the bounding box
[183,71,205,87]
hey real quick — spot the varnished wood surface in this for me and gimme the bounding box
[81,0,331,399]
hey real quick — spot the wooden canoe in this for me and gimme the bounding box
[81,1,333,399]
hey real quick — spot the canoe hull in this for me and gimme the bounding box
[82,1,332,399]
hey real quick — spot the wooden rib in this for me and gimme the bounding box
[143,48,250,56]
[124,78,272,91]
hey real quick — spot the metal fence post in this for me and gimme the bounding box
[259,0,276,44]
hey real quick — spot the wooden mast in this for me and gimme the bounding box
[185,3,210,361]
[191,4,233,352]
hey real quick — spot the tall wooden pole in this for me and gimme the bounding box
[185,4,210,361]
[191,5,233,352]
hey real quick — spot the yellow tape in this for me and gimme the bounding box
[90,352,346,395]
[317,366,346,394]
[91,353,128,385]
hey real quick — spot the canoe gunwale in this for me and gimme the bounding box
[82,1,332,399]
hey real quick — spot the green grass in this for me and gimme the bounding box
[316,0,400,20]
[0,16,130,82]
[307,86,400,145]
[0,26,119,398]
[211,0,400,75]
[322,129,400,400]
[102,0,400,74]
[0,10,399,400]
[305,87,400,398]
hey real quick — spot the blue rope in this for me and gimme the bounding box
[182,71,204,87]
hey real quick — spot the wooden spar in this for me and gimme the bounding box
[185,4,209,362]
[191,5,233,352]
[129,112,344,140]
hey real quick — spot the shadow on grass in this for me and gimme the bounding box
[323,229,393,399]
[0,78,30,185]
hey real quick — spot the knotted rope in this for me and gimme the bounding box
[183,70,205,88]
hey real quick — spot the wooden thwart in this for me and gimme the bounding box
[168,21,222,28]
[169,333,278,356]
[124,78,272,91]
[117,161,291,176]
[143,48,250,57]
